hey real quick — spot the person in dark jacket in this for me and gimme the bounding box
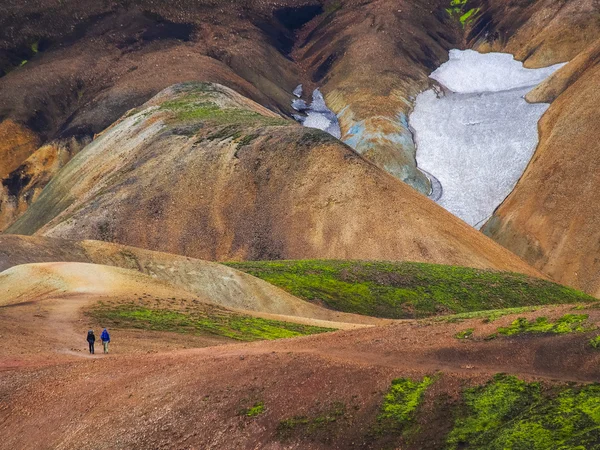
[101,328,111,354]
[87,330,95,354]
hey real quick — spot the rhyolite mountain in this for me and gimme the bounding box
[5,82,540,274]
[1,0,598,297]
[3,2,600,449]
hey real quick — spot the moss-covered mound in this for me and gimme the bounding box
[226,260,595,319]
[447,374,600,450]
[364,374,600,449]
[497,314,595,336]
[87,302,333,342]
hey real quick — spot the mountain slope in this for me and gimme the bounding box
[0,234,383,325]
[470,0,600,68]
[7,83,541,276]
[483,40,600,296]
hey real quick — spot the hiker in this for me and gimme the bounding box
[101,328,111,354]
[87,330,96,354]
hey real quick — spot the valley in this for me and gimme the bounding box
[1,1,599,448]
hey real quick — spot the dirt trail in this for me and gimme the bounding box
[44,294,96,358]
[2,302,600,449]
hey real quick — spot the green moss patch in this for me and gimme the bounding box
[87,303,333,342]
[455,328,474,339]
[433,306,544,324]
[446,0,480,26]
[496,314,595,336]
[160,93,287,127]
[226,260,594,319]
[447,374,600,449]
[242,402,265,418]
[590,335,600,349]
[375,376,434,435]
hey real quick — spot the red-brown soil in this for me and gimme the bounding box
[0,235,386,324]
[1,297,599,449]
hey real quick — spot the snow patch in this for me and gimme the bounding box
[291,88,342,139]
[410,50,564,228]
[432,49,566,94]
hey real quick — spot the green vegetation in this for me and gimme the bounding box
[573,302,600,311]
[448,374,600,449]
[446,0,480,26]
[226,260,594,319]
[242,402,265,418]
[496,314,595,336]
[159,86,287,127]
[236,133,260,148]
[205,124,243,141]
[433,306,545,324]
[375,377,433,434]
[298,128,338,146]
[590,335,600,349]
[87,303,333,342]
[455,328,474,339]
[277,402,346,438]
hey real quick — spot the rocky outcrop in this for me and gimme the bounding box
[483,39,600,296]
[295,0,462,194]
[0,137,88,231]
[469,0,600,68]
[7,82,541,276]
[0,120,40,179]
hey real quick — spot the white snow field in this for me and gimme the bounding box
[292,87,342,139]
[410,49,566,228]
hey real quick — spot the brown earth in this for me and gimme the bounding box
[0,0,596,228]
[0,120,40,180]
[0,0,314,229]
[0,261,377,368]
[0,138,89,231]
[6,84,541,276]
[469,0,600,68]
[0,235,385,325]
[483,39,600,297]
[1,296,599,449]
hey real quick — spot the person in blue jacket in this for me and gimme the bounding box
[100,328,111,354]
[86,330,95,354]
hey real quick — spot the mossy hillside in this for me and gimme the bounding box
[87,303,333,342]
[447,374,600,449]
[159,90,288,128]
[432,305,545,324]
[497,314,595,336]
[226,260,594,319]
